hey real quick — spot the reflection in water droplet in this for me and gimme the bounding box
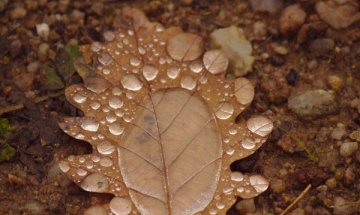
[128,30,134,36]
[81,118,99,132]
[104,31,115,41]
[121,74,143,91]
[100,157,113,167]
[241,138,256,150]
[215,102,234,120]
[130,57,141,67]
[98,53,112,65]
[156,24,164,32]
[231,172,244,182]
[97,142,115,155]
[190,60,203,73]
[109,197,132,215]
[59,161,70,173]
[167,66,181,79]
[74,93,86,104]
[181,76,196,90]
[91,42,102,52]
[142,64,159,81]
[109,123,124,136]
[109,97,124,109]
[90,102,100,110]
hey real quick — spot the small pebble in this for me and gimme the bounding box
[36,23,50,40]
[10,6,27,19]
[270,43,289,55]
[309,38,335,55]
[333,197,355,215]
[340,142,358,157]
[271,178,286,193]
[331,126,346,140]
[286,69,299,86]
[38,43,50,62]
[289,208,305,215]
[279,4,306,35]
[327,75,343,91]
[325,178,337,189]
[235,199,256,214]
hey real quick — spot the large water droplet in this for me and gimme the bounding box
[109,123,124,136]
[98,53,112,65]
[109,197,132,215]
[215,102,234,120]
[73,93,86,104]
[81,118,99,132]
[104,31,115,42]
[81,173,109,192]
[97,142,115,155]
[167,66,181,79]
[91,42,102,52]
[109,97,124,109]
[121,74,143,91]
[181,76,196,90]
[100,157,113,167]
[241,138,256,150]
[84,78,111,94]
[249,175,269,193]
[142,64,159,81]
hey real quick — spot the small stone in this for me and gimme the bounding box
[331,126,346,140]
[270,43,289,55]
[279,4,306,35]
[327,75,343,90]
[288,89,338,120]
[289,208,305,215]
[0,0,9,12]
[10,6,27,20]
[38,43,50,62]
[180,0,193,5]
[250,0,283,14]
[349,129,360,141]
[309,38,335,55]
[252,21,267,40]
[27,61,39,73]
[90,2,104,16]
[210,26,254,76]
[24,200,46,214]
[36,23,50,40]
[10,39,22,57]
[325,178,337,189]
[343,167,355,184]
[333,197,356,215]
[340,142,358,157]
[316,1,360,29]
[235,198,256,214]
[271,178,286,193]
[286,69,299,86]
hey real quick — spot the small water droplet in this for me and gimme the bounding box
[106,113,117,123]
[215,102,234,120]
[117,42,124,49]
[129,57,141,67]
[90,102,101,110]
[112,87,122,96]
[109,123,124,136]
[143,64,159,81]
[73,93,86,104]
[81,173,109,192]
[77,169,88,176]
[100,157,113,167]
[102,68,111,75]
[104,31,115,42]
[97,142,115,155]
[229,128,237,135]
[98,53,112,65]
[216,202,225,210]
[75,133,85,139]
[91,42,102,52]
[109,197,132,215]
[59,161,70,173]
[190,60,203,73]
[81,118,99,132]
[121,74,143,91]
[241,138,256,150]
[91,155,100,162]
[226,148,234,155]
[79,157,85,163]
[231,172,244,182]
[181,76,196,90]
[155,24,164,32]
[85,78,110,94]
[138,47,146,55]
[127,30,134,36]
[222,186,233,194]
[167,66,181,79]
[109,97,124,109]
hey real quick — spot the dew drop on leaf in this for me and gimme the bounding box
[130,57,141,67]
[167,66,181,79]
[58,161,70,173]
[203,50,228,75]
[77,169,88,176]
[190,60,203,73]
[91,42,102,52]
[90,102,101,110]
[180,76,197,90]
[249,175,269,193]
[80,172,109,192]
[121,74,143,91]
[97,141,115,155]
[109,197,132,215]
[73,93,87,104]
[108,123,124,136]
[85,78,111,94]
[109,97,124,109]
[215,102,234,120]
[81,118,100,132]
[167,33,204,62]
[98,53,112,66]
[246,116,273,137]
[142,64,159,81]
[231,172,244,182]
[104,31,115,42]
[234,78,254,105]
[84,205,107,215]
[241,138,256,150]
[99,157,113,167]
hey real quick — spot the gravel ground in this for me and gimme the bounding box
[0,0,360,214]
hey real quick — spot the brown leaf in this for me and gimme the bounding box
[59,7,273,215]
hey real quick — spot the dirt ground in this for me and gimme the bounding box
[0,0,360,214]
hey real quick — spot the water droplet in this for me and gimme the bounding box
[73,93,86,104]
[241,138,256,150]
[104,31,115,41]
[229,128,237,135]
[59,161,70,173]
[222,186,233,194]
[215,102,234,120]
[106,113,117,123]
[75,133,85,139]
[109,197,132,215]
[77,169,88,176]
[81,118,99,132]
[117,42,124,49]
[109,123,124,136]
[203,50,228,74]
[79,157,86,163]
[216,202,225,210]
[84,205,107,215]
[226,148,234,155]
[91,155,100,162]
[167,66,181,79]
[199,76,208,84]
[129,57,141,67]
[121,74,143,91]
[90,102,101,110]
[181,76,197,90]
[112,87,122,96]
[85,78,110,94]
[98,53,112,65]
[142,64,159,81]
[155,24,164,32]
[138,47,146,55]
[127,30,134,36]
[249,175,269,193]
[247,116,273,137]
[100,157,113,167]
[81,173,109,192]
[115,110,124,117]
[109,97,124,109]
[231,172,244,182]
[102,68,111,75]
[97,142,115,155]
[190,60,203,73]
[91,42,102,52]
